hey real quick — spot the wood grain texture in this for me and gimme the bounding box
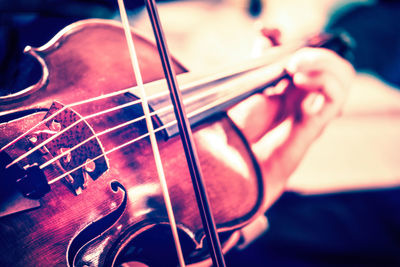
[0,20,264,266]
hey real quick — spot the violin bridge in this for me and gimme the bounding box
[28,101,109,195]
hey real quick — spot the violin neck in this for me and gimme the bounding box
[146,44,300,137]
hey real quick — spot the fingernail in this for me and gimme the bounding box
[304,93,324,115]
[293,72,308,85]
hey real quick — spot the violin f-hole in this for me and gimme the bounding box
[67,181,127,267]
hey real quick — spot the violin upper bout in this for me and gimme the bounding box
[1,19,188,112]
[0,46,49,105]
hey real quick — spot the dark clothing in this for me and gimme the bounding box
[327,2,400,87]
[226,188,400,266]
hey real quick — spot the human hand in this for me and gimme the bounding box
[227,47,355,210]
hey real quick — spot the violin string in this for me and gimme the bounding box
[46,82,237,183]
[2,40,288,169]
[45,75,275,197]
[45,64,280,181]
[43,66,256,264]
[0,105,68,153]
[6,56,280,172]
[4,98,136,169]
[117,0,186,266]
[47,118,170,185]
[12,63,270,172]
[3,87,171,170]
[3,69,199,170]
[36,63,257,175]
[45,72,262,216]
[1,22,298,165]
[0,84,146,153]
[3,62,224,169]
[43,76,255,266]
[39,105,167,169]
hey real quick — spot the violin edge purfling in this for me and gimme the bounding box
[0,18,267,266]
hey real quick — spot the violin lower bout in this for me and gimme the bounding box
[0,112,264,266]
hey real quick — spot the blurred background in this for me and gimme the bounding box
[1,0,400,265]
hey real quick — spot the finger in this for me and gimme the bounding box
[251,117,294,162]
[301,92,325,116]
[227,93,281,142]
[298,75,347,137]
[286,47,355,89]
[293,70,347,103]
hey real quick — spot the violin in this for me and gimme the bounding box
[0,15,351,267]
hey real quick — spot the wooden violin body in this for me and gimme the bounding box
[0,19,265,266]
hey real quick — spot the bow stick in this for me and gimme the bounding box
[117,0,187,266]
[143,0,226,266]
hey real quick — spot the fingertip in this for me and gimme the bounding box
[292,72,320,91]
[286,47,316,75]
[293,72,308,86]
[286,57,298,75]
[302,92,325,116]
